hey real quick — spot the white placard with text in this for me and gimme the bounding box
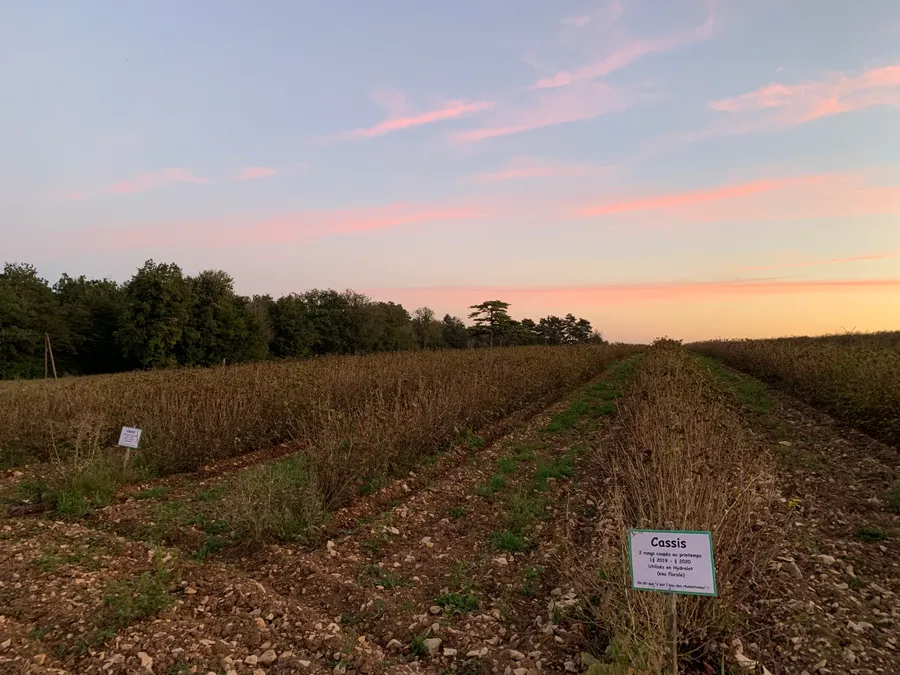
[629,530,717,596]
[118,426,142,449]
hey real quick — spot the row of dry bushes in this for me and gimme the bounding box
[691,336,900,447]
[1,346,635,495]
[573,340,777,672]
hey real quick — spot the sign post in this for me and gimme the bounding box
[628,529,717,675]
[118,427,142,469]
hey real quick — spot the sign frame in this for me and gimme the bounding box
[118,426,142,450]
[627,528,718,597]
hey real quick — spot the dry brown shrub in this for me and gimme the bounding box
[0,346,637,495]
[692,336,900,446]
[572,340,777,671]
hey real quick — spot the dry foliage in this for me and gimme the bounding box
[691,335,900,446]
[575,340,776,671]
[0,346,635,499]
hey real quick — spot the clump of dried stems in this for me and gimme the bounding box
[574,340,777,672]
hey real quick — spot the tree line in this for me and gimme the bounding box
[0,261,604,379]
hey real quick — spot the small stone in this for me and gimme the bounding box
[778,440,792,447]
[843,649,856,663]
[735,652,756,669]
[227,671,238,675]
[327,540,336,550]
[508,649,526,661]
[0,639,9,651]
[279,651,294,661]
[812,660,827,672]
[423,637,442,656]
[493,556,508,566]
[816,555,836,565]
[564,661,577,672]
[245,654,259,665]
[387,639,403,651]
[421,536,434,548]
[298,661,311,668]
[33,654,47,665]
[259,649,277,664]
[443,647,457,657]
[430,605,443,615]
[404,555,416,563]
[254,617,268,631]
[138,652,153,669]
[185,587,197,595]
[387,527,400,535]
[514,669,528,675]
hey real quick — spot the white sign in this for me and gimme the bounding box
[629,530,717,596]
[118,427,142,449]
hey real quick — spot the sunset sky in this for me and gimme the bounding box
[2,0,899,342]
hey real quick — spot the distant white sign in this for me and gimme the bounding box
[629,530,717,596]
[118,426,142,449]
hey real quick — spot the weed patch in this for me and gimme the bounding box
[362,564,408,589]
[474,474,506,497]
[491,529,527,552]
[435,586,479,615]
[134,486,172,501]
[856,525,888,542]
[97,560,175,632]
[219,455,324,543]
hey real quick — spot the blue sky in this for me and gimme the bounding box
[2,0,899,341]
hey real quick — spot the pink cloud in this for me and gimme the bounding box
[72,201,493,252]
[371,87,410,116]
[109,168,208,195]
[372,277,900,310]
[343,100,494,139]
[468,157,606,183]
[562,15,592,29]
[453,82,639,142]
[576,175,820,216]
[575,172,900,225]
[236,166,277,181]
[533,11,714,90]
[709,64,900,129]
[738,254,896,272]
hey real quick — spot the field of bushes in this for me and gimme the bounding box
[691,335,900,446]
[0,344,636,515]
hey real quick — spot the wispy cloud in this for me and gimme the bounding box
[468,156,607,182]
[108,169,208,195]
[576,175,819,216]
[453,82,639,142]
[738,253,896,272]
[561,15,592,29]
[373,277,900,310]
[236,166,277,181]
[705,64,900,135]
[342,100,494,139]
[62,168,208,200]
[575,172,900,224]
[72,200,492,252]
[533,7,714,90]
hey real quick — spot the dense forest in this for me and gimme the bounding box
[0,261,603,379]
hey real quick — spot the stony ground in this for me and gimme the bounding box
[0,357,897,675]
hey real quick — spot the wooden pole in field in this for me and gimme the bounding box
[46,333,58,379]
[44,333,49,380]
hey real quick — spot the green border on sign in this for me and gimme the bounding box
[627,529,718,597]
